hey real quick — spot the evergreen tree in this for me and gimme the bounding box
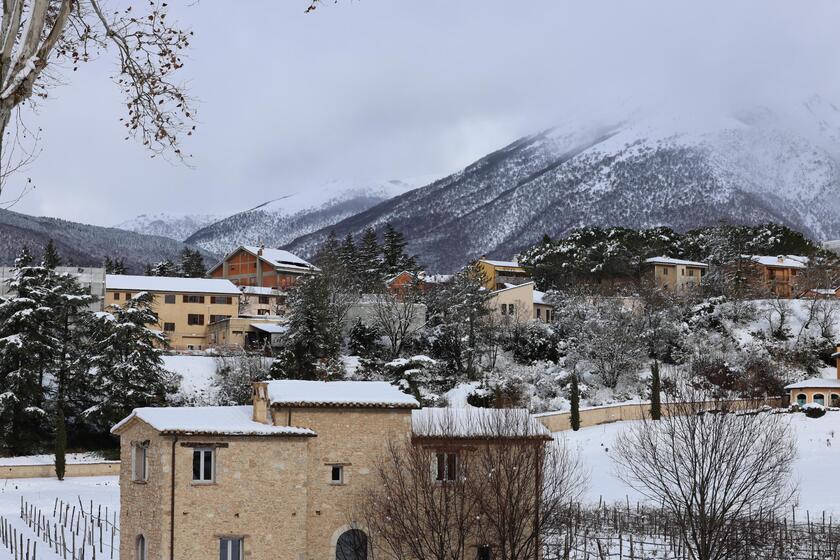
[43,239,62,269]
[357,227,383,293]
[570,373,581,431]
[150,259,180,277]
[143,263,153,276]
[381,223,417,277]
[104,256,128,275]
[316,232,344,277]
[180,248,207,278]
[86,292,177,430]
[272,275,344,379]
[339,233,358,273]
[650,359,661,421]
[348,318,381,358]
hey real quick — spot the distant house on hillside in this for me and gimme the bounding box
[785,346,840,407]
[487,281,554,323]
[209,245,318,290]
[474,258,531,290]
[643,256,708,292]
[105,275,241,351]
[737,255,808,299]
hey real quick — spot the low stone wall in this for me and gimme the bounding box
[535,397,784,433]
[0,461,119,479]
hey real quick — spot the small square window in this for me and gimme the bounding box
[187,314,205,326]
[192,448,214,483]
[163,322,175,332]
[164,294,176,304]
[113,292,121,301]
[330,465,344,484]
[434,452,458,482]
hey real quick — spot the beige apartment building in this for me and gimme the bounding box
[644,256,708,292]
[487,281,554,323]
[113,381,549,560]
[104,275,240,351]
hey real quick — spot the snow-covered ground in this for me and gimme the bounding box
[0,476,119,559]
[163,354,218,404]
[560,411,840,516]
[0,452,113,466]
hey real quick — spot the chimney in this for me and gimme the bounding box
[258,242,265,257]
[777,255,784,263]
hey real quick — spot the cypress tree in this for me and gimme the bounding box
[55,407,66,480]
[650,359,662,420]
[570,373,581,431]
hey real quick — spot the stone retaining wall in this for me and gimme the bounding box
[0,461,119,479]
[535,397,783,433]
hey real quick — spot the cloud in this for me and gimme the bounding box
[9,0,840,225]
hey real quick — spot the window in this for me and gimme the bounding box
[476,546,492,560]
[500,304,507,315]
[125,292,133,299]
[796,393,807,406]
[163,322,176,332]
[688,269,695,277]
[434,452,458,482]
[508,304,515,316]
[211,296,232,305]
[832,394,840,407]
[330,465,344,484]
[187,314,205,326]
[336,530,367,560]
[681,268,685,276]
[210,315,231,324]
[536,308,542,319]
[164,294,176,304]
[183,295,205,304]
[114,292,121,301]
[662,268,669,275]
[257,309,269,316]
[136,535,146,560]
[258,295,270,304]
[192,448,214,482]
[219,537,243,560]
[814,393,825,406]
[132,443,148,482]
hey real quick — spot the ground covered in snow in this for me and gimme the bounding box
[560,410,840,516]
[0,452,114,466]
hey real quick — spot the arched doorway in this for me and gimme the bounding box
[796,393,807,406]
[336,529,368,560]
[814,393,825,406]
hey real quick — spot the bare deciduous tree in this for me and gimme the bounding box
[0,0,195,202]
[614,388,797,560]
[360,408,586,560]
[372,289,425,359]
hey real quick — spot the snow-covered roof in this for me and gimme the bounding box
[242,246,317,271]
[748,255,808,269]
[785,379,840,390]
[480,259,522,268]
[111,405,316,437]
[644,256,708,268]
[106,275,241,295]
[533,289,551,305]
[411,407,551,439]
[250,322,287,334]
[265,380,419,408]
[491,281,535,295]
[424,274,453,284]
[241,286,281,296]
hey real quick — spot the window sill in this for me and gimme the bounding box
[329,482,346,486]
[131,480,148,485]
[190,481,217,486]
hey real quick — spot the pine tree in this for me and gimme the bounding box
[316,232,344,276]
[272,275,343,379]
[381,223,417,277]
[339,233,358,273]
[180,248,207,278]
[86,293,177,429]
[650,359,661,421]
[150,259,180,277]
[43,239,62,269]
[143,263,153,276]
[357,227,383,293]
[570,373,581,431]
[104,256,128,275]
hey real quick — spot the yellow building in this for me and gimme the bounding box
[644,256,708,292]
[474,258,531,290]
[104,275,241,351]
[785,346,840,407]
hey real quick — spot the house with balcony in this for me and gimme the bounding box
[209,245,319,290]
[643,256,708,292]
[474,258,531,290]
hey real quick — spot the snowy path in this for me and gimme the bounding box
[559,411,840,517]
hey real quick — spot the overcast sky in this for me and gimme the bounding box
[7,0,840,225]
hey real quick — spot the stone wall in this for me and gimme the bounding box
[534,397,783,433]
[0,462,119,479]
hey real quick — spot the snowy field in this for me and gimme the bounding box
[561,411,840,516]
[0,476,119,559]
[0,452,113,466]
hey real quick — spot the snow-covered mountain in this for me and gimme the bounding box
[0,208,217,273]
[184,178,429,256]
[284,97,840,272]
[115,213,220,242]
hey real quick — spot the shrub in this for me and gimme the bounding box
[804,404,827,419]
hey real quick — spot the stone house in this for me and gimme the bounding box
[112,381,548,559]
